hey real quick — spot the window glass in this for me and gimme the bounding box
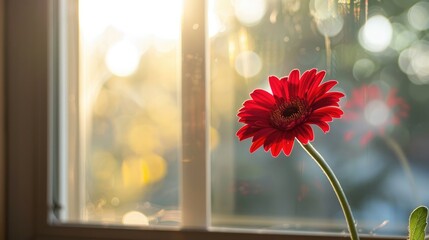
[55,0,182,226]
[210,0,429,236]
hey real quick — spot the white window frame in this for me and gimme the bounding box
[5,0,403,239]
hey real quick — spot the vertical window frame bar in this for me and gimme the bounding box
[181,0,210,229]
[48,0,80,223]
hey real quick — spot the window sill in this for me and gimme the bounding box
[34,223,405,240]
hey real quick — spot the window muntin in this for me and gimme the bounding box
[51,0,429,238]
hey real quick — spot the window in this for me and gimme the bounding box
[52,0,183,226]
[7,0,429,240]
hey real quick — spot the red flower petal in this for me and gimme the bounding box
[238,108,270,119]
[281,139,295,156]
[250,137,265,153]
[310,80,338,100]
[308,120,330,132]
[313,107,343,118]
[299,69,317,96]
[312,92,344,110]
[307,70,325,93]
[288,69,300,99]
[271,140,283,157]
[250,89,275,108]
[269,76,285,99]
[236,125,255,140]
[302,124,315,142]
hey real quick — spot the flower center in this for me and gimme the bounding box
[270,98,310,130]
[282,106,299,118]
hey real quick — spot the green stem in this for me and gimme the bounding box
[299,141,359,240]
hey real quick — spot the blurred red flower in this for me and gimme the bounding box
[236,69,344,157]
[342,84,409,146]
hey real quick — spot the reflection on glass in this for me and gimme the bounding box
[210,0,429,236]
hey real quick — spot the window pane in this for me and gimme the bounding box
[210,0,428,236]
[54,0,182,227]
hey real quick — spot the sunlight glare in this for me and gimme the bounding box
[79,0,112,43]
[110,0,182,40]
[208,0,225,37]
[80,0,182,42]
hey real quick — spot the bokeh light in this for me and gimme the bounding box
[232,0,266,26]
[105,40,141,77]
[391,23,417,52]
[210,127,220,150]
[364,100,390,126]
[316,16,344,37]
[398,47,416,76]
[310,0,344,37]
[121,155,167,188]
[111,197,120,206]
[353,58,376,80]
[407,1,429,31]
[309,0,335,20]
[122,211,149,226]
[234,51,262,78]
[398,40,429,84]
[142,154,167,183]
[359,15,393,52]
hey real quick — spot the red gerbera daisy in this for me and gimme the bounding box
[236,69,345,157]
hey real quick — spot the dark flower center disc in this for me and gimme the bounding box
[282,106,299,118]
[270,98,310,130]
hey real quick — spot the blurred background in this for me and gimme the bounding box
[66,0,429,236]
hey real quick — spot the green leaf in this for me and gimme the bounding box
[409,206,428,240]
